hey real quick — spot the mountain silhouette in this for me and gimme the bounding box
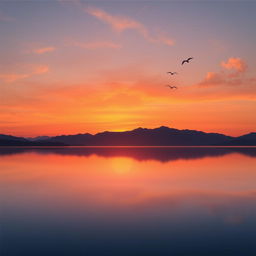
[1,127,256,146]
[0,134,66,146]
[222,132,256,146]
[45,126,233,146]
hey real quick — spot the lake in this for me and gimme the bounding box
[0,147,256,256]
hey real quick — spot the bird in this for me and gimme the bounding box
[166,85,177,89]
[167,72,177,75]
[182,57,193,65]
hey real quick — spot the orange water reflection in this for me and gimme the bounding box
[1,148,256,211]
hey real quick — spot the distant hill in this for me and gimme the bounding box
[0,134,27,142]
[47,133,93,146]
[26,136,51,141]
[221,132,256,146]
[0,134,66,146]
[1,127,255,146]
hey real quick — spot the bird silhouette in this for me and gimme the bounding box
[167,72,178,75]
[166,85,177,89]
[182,57,193,65]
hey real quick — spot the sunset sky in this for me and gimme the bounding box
[0,0,256,137]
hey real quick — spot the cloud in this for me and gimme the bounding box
[199,57,249,87]
[86,6,145,32]
[0,65,49,83]
[155,33,175,46]
[33,65,49,74]
[85,6,174,46]
[221,57,247,72]
[205,72,223,84]
[33,47,56,54]
[71,41,122,49]
[199,71,226,87]
[0,73,29,83]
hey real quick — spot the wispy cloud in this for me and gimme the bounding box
[33,46,56,54]
[0,65,49,83]
[0,73,29,83]
[86,7,145,32]
[33,65,49,74]
[71,40,122,49]
[85,6,174,46]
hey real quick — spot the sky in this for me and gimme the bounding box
[0,0,256,137]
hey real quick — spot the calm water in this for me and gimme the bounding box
[1,147,256,256]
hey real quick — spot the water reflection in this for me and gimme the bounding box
[0,147,256,255]
[0,146,256,162]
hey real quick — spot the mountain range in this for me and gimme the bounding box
[0,126,256,146]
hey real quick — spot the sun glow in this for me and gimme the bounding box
[110,157,134,175]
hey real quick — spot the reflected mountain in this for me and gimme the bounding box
[0,147,256,162]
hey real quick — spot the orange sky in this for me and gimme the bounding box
[0,1,255,137]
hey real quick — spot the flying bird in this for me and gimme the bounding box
[167,72,178,75]
[166,85,177,90]
[182,57,193,65]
